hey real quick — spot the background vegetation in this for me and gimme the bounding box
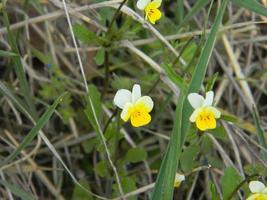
[0,0,267,199]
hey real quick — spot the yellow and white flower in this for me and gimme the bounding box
[188,91,221,131]
[136,0,162,24]
[174,173,185,188]
[247,181,267,200]
[114,84,154,127]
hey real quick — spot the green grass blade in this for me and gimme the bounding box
[232,0,267,17]
[181,0,228,144]
[0,92,67,166]
[2,5,37,118]
[151,88,186,200]
[179,0,211,28]
[252,107,267,160]
[0,50,17,57]
[0,180,36,200]
[152,1,228,199]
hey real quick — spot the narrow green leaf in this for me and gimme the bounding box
[2,8,37,118]
[0,180,36,200]
[84,84,102,132]
[0,50,17,57]
[151,88,186,200]
[179,0,211,28]
[152,1,228,199]
[1,92,67,166]
[181,0,228,145]
[252,107,267,160]
[232,0,267,17]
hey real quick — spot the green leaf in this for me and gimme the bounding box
[2,8,37,118]
[180,144,199,171]
[125,147,147,163]
[0,50,17,57]
[113,177,137,200]
[84,84,102,132]
[252,107,267,160]
[95,49,105,65]
[232,0,267,17]
[152,1,228,199]
[0,92,67,166]
[179,0,211,28]
[95,160,109,177]
[0,180,36,200]
[72,180,93,200]
[210,182,220,200]
[73,24,98,43]
[221,167,243,200]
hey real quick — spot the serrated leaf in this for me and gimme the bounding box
[95,49,105,65]
[95,160,109,177]
[73,24,97,44]
[71,180,93,200]
[113,177,137,200]
[221,167,243,200]
[180,144,199,171]
[125,148,147,163]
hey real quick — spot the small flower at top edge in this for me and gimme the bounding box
[136,0,162,24]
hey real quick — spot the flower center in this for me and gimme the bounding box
[196,108,216,131]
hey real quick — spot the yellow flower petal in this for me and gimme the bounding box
[131,111,151,127]
[146,8,161,24]
[246,193,267,200]
[195,108,216,131]
[148,0,161,8]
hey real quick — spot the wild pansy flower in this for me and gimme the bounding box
[137,0,162,24]
[188,91,221,131]
[247,181,267,200]
[114,84,154,127]
[174,173,185,188]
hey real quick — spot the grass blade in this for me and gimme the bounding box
[0,180,36,200]
[252,107,267,160]
[2,5,37,118]
[152,1,228,199]
[232,0,267,17]
[0,92,67,166]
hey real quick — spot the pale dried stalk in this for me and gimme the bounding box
[61,0,125,198]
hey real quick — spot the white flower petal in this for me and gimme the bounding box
[136,96,154,112]
[249,181,266,193]
[189,108,201,122]
[187,93,204,109]
[207,107,221,118]
[114,89,132,109]
[262,188,267,194]
[120,103,133,122]
[132,84,141,103]
[175,173,185,182]
[137,0,150,10]
[203,91,214,106]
